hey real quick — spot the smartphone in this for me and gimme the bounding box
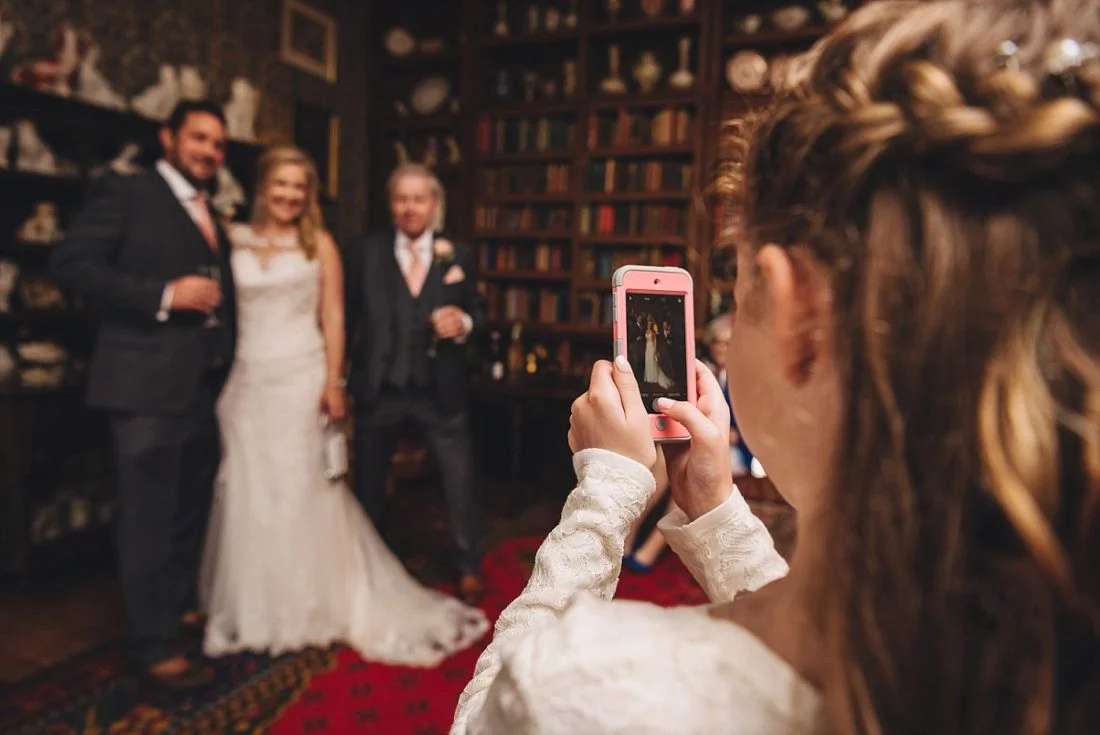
[612,265,697,443]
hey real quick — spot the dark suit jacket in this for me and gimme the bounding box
[343,227,484,414]
[51,170,237,414]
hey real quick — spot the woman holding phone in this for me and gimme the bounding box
[453,1,1100,732]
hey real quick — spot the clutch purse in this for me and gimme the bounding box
[321,418,349,481]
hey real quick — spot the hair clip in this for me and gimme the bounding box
[1044,38,1099,95]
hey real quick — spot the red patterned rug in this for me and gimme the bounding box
[0,536,705,735]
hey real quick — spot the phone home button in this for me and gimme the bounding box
[655,416,668,431]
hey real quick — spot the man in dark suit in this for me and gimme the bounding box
[52,100,236,691]
[343,163,486,604]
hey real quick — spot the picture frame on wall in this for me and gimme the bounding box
[280,0,338,82]
[294,101,340,199]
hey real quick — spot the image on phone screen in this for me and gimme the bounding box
[625,292,689,412]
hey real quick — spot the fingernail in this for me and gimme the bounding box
[656,398,674,410]
[614,355,631,373]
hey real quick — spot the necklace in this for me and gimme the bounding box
[235,228,299,269]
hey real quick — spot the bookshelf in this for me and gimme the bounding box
[365,0,859,391]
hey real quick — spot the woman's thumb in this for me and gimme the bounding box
[656,397,710,439]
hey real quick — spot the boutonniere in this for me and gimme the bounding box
[433,238,455,266]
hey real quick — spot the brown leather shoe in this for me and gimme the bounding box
[140,656,215,693]
[458,574,486,606]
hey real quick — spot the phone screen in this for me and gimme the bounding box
[625,292,689,412]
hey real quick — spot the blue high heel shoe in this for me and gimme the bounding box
[622,554,655,574]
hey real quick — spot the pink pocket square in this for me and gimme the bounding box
[443,264,466,285]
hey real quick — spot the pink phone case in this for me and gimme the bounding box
[612,266,697,443]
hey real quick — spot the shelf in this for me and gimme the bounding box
[481,270,571,282]
[475,230,573,240]
[0,168,84,196]
[385,113,460,131]
[582,191,691,202]
[0,239,56,258]
[579,234,687,246]
[0,83,262,156]
[588,14,701,37]
[724,26,829,47]
[479,100,579,116]
[379,50,461,69]
[586,144,694,157]
[484,320,610,340]
[478,192,573,204]
[482,31,580,48]
[588,89,700,109]
[475,150,575,163]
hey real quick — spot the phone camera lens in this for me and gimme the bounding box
[654,278,660,284]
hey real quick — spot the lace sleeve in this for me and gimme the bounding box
[450,448,655,735]
[657,485,788,603]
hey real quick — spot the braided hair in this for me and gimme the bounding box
[722,1,1100,732]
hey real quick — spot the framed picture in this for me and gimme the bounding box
[294,102,340,199]
[280,0,338,82]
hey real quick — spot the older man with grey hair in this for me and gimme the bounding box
[342,163,487,604]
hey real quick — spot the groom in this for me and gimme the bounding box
[344,163,486,604]
[52,100,235,691]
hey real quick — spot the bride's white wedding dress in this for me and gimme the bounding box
[199,225,489,665]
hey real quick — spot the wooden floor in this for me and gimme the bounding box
[0,477,793,687]
[0,562,123,684]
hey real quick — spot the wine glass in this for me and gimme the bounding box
[426,308,442,358]
[197,264,221,328]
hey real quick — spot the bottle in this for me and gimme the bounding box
[507,322,525,375]
[488,330,505,380]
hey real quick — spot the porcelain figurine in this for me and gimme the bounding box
[0,8,16,62]
[606,0,622,23]
[445,135,461,165]
[526,4,540,33]
[422,136,439,168]
[523,71,538,102]
[679,0,697,14]
[494,1,510,36]
[14,120,58,175]
[91,142,142,178]
[0,344,15,382]
[641,0,664,19]
[668,36,695,89]
[563,0,579,28]
[76,41,126,109]
[131,65,180,121]
[563,60,578,96]
[11,25,81,96]
[17,202,62,243]
[0,126,11,168]
[600,45,627,94]
[179,65,207,101]
[495,69,511,100]
[632,50,662,94]
[0,260,18,314]
[393,139,410,165]
[545,7,561,32]
[224,77,260,142]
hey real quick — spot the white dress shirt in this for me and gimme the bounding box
[394,228,472,341]
[154,160,215,322]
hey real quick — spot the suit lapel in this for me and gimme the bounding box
[420,232,445,306]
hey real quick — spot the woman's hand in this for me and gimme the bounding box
[568,356,657,470]
[320,384,347,422]
[657,360,734,522]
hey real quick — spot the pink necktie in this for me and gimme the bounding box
[405,243,426,297]
[192,194,218,251]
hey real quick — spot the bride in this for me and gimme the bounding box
[643,317,672,388]
[199,146,488,665]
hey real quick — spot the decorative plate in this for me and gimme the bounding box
[726,51,769,92]
[410,76,451,115]
[384,27,416,57]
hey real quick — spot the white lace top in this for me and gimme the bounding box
[451,450,822,734]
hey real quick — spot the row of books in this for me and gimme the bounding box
[578,203,688,238]
[476,116,575,154]
[479,242,568,273]
[584,159,692,194]
[484,285,570,323]
[475,204,572,232]
[580,246,686,280]
[479,163,571,196]
[586,107,694,148]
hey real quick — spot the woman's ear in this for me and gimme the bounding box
[756,244,829,387]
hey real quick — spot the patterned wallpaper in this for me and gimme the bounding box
[0,0,369,238]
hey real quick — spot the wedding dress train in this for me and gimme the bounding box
[199,226,488,666]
